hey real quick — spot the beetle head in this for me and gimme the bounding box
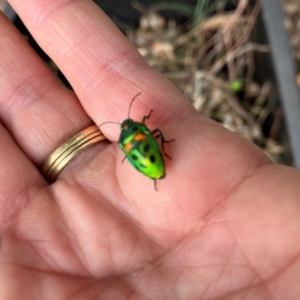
[121,118,133,130]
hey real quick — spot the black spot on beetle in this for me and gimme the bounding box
[131,154,138,160]
[150,155,156,163]
[143,143,151,153]
[131,125,138,132]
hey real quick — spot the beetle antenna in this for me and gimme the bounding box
[98,121,121,128]
[128,92,142,119]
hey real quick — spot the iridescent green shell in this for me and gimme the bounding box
[118,121,165,180]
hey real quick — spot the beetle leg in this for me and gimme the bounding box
[151,129,175,160]
[142,110,153,123]
[122,156,127,163]
[154,179,158,191]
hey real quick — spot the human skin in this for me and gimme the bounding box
[0,0,300,299]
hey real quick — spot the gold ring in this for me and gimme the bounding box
[41,125,107,183]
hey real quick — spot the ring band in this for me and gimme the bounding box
[41,125,107,182]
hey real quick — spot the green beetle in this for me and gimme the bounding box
[100,93,174,190]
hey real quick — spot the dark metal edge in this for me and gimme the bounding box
[261,0,300,168]
[4,3,16,21]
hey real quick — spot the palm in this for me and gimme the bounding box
[1,1,300,299]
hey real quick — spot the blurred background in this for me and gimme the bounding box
[1,0,300,167]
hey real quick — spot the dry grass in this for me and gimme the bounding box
[282,0,300,70]
[125,0,285,163]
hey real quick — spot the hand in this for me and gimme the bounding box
[1,1,300,299]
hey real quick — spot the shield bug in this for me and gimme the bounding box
[99,93,174,190]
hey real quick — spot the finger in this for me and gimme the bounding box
[0,13,91,165]
[0,124,45,227]
[9,0,197,142]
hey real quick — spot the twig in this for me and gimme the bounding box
[221,0,249,80]
[209,43,269,75]
[221,0,249,35]
[269,109,283,139]
[234,0,261,49]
